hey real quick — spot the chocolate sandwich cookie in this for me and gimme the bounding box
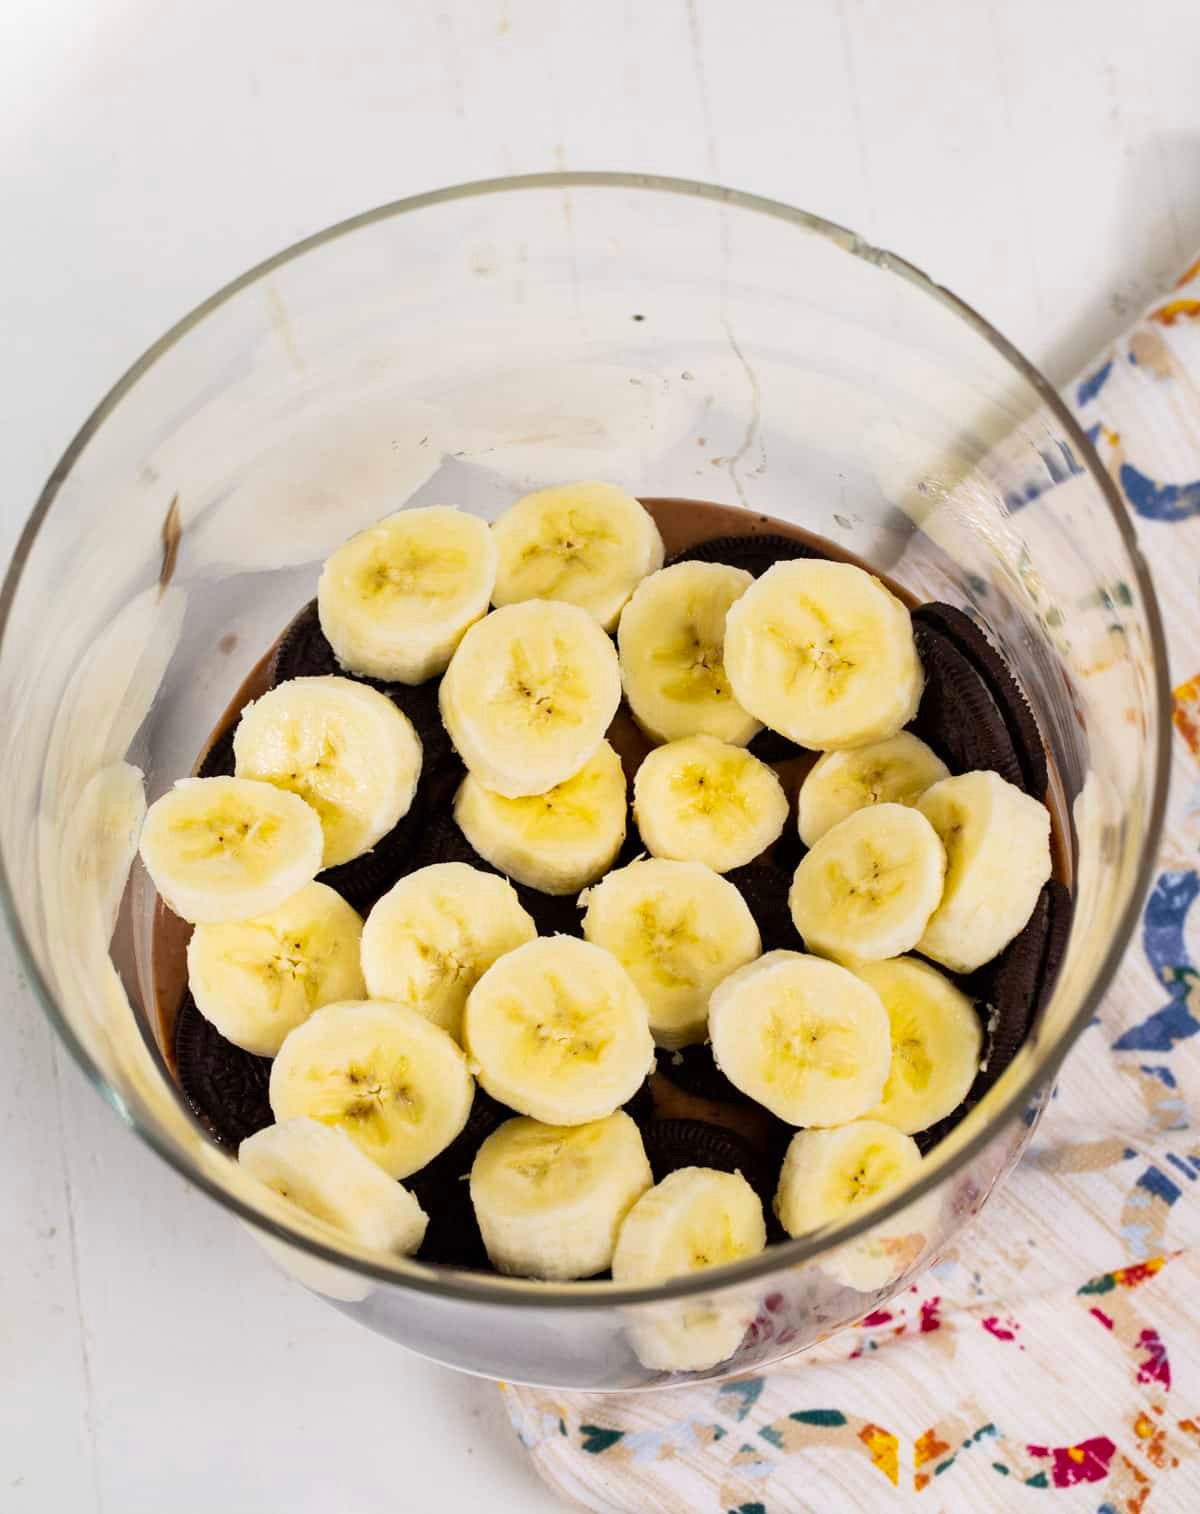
[173,992,273,1147]
[724,863,805,954]
[913,603,1048,797]
[666,533,821,578]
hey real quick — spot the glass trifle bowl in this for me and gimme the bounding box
[0,174,1169,1390]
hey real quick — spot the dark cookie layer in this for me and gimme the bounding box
[412,811,584,938]
[196,725,236,779]
[911,620,1025,788]
[410,1176,490,1271]
[655,1044,744,1106]
[317,790,430,915]
[666,533,821,577]
[174,993,273,1147]
[913,603,1048,797]
[724,863,804,954]
[642,1117,776,1216]
[269,599,457,773]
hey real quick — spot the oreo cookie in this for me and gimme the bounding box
[971,878,1073,1089]
[642,1117,775,1213]
[416,1087,511,1190]
[268,599,457,773]
[917,878,1073,1152]
[173,993,272,1147]
[655,1044,744,1105]
[412,811,584,938]
[666,533,821,578]
[748,726,805,765]
[910,620,1025,789]
[622,1076,655,1130]
[724,863,803,953]
[411,1176,491,1271]
[196,723,236,779]
[316,790,431,915]
[913,604,1048,797]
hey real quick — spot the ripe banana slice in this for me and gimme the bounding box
[612,1167,767,1372]
[239,1117,428,1255]
[269,999,474,1178]
[453,741,626,896]
[139,775,324,924]
[491,481,664,631]
[470,1112,653,1280]
[916,770,1052,973]
[317,505,497,683]
[854,957,982,1133]
[617,561,760,746]
[187,880,365,1056]
[724,559,923,750]
[797,732,949,848]
[439,600,622,798]
[463,936,655,1125]
[233,676,422,868]
[580,858,761,1050]
[632,734,788,873]
[359,862,536,1042]
[708,950,891,1126]
[788,803,946,962]
[774,1120,923,1238]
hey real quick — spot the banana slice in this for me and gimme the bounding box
[916,770,1052,973]
[269,999,474,1178]
[463,936,654,1125]
[852,957,982,1133]
[470,1112,653,1280]
[632,734,788,873]
[439,600,622,798]
[708,950,891,1126]
[612,1168,767,1372]
[187,880,365,1056]
[774,1120,922,1238]
[491,481,664,631]
[788,803,946,962]
[724,559,923,750]
[239,1117,428,1255]
[233,676,422,868]
[617,561,760,746]
[580,858,761,1049]
[359,862,536,1042]
[797,732,949,847]
[317,505,497,683]
[453,740,626,896]
[139,775,324,924]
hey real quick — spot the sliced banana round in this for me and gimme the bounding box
[463,936,655,1125]
[797,732,949,848]
[852,957,982,1133]
[580,858,761,1050]
[439,600,622,798]
[617,561,760,746]
[269,999,474,1179]
[916,770,1052,974]
[491,481,664,631]
[139,775,324,924]
[470,1112,653,1280]
[317,505,497,683]
[774,1120,923,1238]
[187,881,365,1056]
[360,862,536,1042]
[612,1168,767,1372]
[239,1117,428,1255]
[632,734,788,874]
[708,950,891,1126]
[724,558,923,750]
[453,740,626,896]
[233,676,422,868]
[789,803,946,963]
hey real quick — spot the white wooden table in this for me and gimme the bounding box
[3,2,1198,1509]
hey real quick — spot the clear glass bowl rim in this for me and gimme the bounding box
[1,171,1172,1310]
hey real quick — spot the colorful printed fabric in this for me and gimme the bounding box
[502,258,1200,1513]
